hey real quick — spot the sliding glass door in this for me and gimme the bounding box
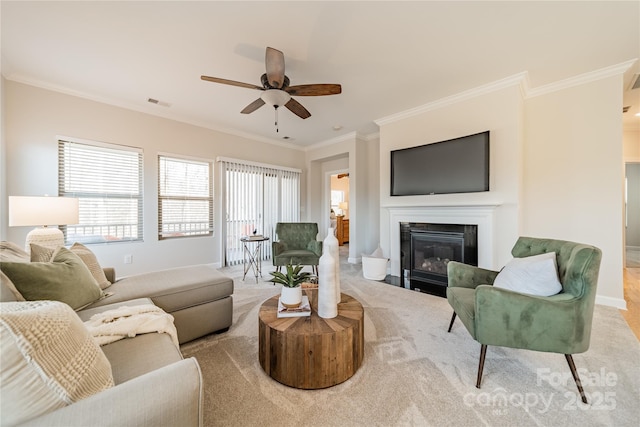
[219,159,300,266]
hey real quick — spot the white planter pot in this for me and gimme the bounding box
[280,286,303,308]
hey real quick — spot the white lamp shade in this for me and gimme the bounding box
[261,89,291,107]
[9,196,79,227]
[338,202,348,210]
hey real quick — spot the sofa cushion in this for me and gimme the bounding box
[100,332,183,384]
[493,252,562,297]
[1,247,104,310]
[30,242,112,290]
[0,300,114,426]
[85,264,233,313]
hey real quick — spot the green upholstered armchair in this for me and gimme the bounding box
[272,223,322,274]
[446,236,602,403]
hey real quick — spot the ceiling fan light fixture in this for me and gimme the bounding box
[261,89,291,108]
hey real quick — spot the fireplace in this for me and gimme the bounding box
[400,222,478,297]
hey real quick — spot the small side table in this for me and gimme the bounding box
[241,236,270,283]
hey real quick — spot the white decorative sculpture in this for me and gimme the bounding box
[318,249,338,318]
[323,228,341,302]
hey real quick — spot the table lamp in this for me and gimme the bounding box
[8,196,79,252]
[339,201,348,217]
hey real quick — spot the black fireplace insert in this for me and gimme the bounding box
[400,222,478,297]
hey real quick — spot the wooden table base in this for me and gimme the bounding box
[258,290,364,389]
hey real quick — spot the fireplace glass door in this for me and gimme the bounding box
[410,230,465,295]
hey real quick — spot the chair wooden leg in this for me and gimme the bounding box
[447,312,457,332]
[565,354,588,404]
[476,345,487,389]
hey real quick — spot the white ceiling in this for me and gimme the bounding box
[2,1,639,148]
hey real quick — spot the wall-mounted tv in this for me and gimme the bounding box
[390,131,490,196]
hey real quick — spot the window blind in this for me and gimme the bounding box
[219,158,301,266]
[158,155,213,239]
[58,139,143,244]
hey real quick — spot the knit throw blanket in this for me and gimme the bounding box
[84,304,179,347]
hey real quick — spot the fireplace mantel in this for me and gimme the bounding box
[386,204,500,280]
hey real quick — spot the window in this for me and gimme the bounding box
[58,139,143,244]
[158,155,213,239]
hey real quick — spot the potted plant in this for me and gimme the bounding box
[270,262,311,308]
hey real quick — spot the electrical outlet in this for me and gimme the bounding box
[124,254,133,264]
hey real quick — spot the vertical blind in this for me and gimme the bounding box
[158,155,213,239]
[219,158,301,266]
[58,139,143,244]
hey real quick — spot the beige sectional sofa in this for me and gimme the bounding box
[0,241,234,426]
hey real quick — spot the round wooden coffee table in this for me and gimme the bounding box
[258,290,364,389]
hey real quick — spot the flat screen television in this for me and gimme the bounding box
[390,131,490,196]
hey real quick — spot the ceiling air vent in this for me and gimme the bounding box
[623,106,631,113]
[147,98,171,107]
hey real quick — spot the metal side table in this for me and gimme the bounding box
[241,236,270,283]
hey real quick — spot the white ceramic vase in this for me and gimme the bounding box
[318,250,338,318]
[280,285,302,308]
[323,228,341,302]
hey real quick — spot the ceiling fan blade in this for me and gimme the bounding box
[241,98,266,114]
[265,47,285,89]
[201,75,263,91]
[285,84,342,96]
[285,98,311,119]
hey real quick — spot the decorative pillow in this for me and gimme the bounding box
[0,300,114,425]
[1,247,104,310]
[493,252,562,297]
[31,243,112,290]
[0,270,26,302]
[0,241,29,263]
[29,243,54,262]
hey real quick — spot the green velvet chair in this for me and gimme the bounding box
[446,236,602,403]
[272,223,322,274]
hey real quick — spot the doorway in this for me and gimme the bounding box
[626,163,640,268]
[331,173,350,246]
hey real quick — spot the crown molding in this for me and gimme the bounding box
[3,73,306,151]
[304,131,358,152]
[374,59,639,127]
[526,59,638,99]
[374,72,528,127]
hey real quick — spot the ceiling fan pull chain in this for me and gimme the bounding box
[275,106,279,132]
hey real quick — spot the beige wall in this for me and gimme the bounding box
[522,75,624,306]
[3,80,305,275]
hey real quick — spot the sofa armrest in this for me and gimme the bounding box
[447,261,498,290]
[103,267,116,284]
[20,358,203,427]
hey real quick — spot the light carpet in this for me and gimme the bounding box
[181,260,640,427]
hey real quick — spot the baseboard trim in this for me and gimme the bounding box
[596,295,627,310]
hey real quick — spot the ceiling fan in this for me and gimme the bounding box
[201,47,342,131]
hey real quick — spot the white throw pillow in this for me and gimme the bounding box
[493,252,562,296]
[0,300,114,425]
